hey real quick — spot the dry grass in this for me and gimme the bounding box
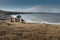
[0,21,60,40]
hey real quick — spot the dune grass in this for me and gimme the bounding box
[0,21,60,40]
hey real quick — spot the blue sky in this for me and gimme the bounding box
[0,0,60,12]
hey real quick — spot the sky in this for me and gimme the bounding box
[0,0,60,13]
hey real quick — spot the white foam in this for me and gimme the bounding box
[24,19,60,25]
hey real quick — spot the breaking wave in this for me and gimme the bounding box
[22,18,60,25]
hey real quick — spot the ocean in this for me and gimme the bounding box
[20,13,60,25]
[1,13,60,25]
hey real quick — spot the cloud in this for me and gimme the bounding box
[0,5,60,13]
[24,5,60,13]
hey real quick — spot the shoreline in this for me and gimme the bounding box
[0,19,60,25]
[23,22,60,25]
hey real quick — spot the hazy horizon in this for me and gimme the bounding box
[0,0,60,13]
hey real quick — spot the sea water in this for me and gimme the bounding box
[20,13,60,25]
[1,13,60,25]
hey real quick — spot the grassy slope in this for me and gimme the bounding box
[0,21,60,40]
[0,10,7,17]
